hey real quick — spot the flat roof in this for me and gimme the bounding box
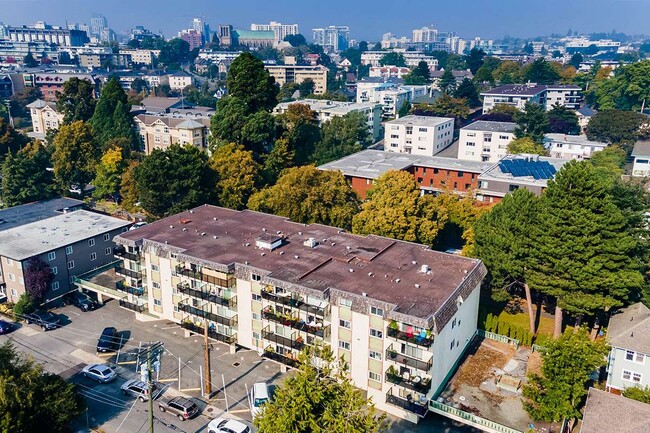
[318,149,492,180]
[462,121,516,133]
[481,84,548,97]
[0,198,83,231]
[385,115,454,127]
[544,134,607,147]
[274,99,379,115]
[116,206,486,328]
[479,154,568,188]
[581,388,650,433]
[0,210,131,261]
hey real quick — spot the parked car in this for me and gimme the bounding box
[120,379,159,402]
[0,320,13,335]
[250,382,270,419]
[82,364,117,383]
[23,310,60,331]
[129,222,147,231]
[158,396,199,421]
[65,291,99,312]
[96,327,119,353]
[207,418,251,433]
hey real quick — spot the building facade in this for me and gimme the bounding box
[6,23,88,46]
[384,115,455,157]
[543,134,607,160]
[481,84,582,113]
[21,72,100,102]
[251,22,299,45]
[631,142,650,177]
[356,79,430,119]
[458,121,516,163]
[120,49,160,66]
[168,71,193,91]
[360,51,438,69]
[265,65,328,95]
[312,26,350,52]
[26,99,64,139]
[134,114,211,154]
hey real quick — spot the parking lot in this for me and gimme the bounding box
[0,299,285,432]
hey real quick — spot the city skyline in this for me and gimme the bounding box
[1,0,649,41]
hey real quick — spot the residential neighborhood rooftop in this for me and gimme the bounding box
[461,120,516,133]
[385,115,454,127]
[580,388,650,433]
[607,302,650,354]
[481,84,548,96]
[632,141,650,158]
[543,133,608,146]
[479,154,568,187]
[0,198,83,232]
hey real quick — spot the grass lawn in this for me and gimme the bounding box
[479,289,556,339]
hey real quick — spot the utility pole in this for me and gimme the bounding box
[140,341,163,433]
[203,322,212,397]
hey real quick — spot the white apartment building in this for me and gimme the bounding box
[543,134,607,160]
[265,65,328,95]
[312,26,350,52]
[26,99,64,140]
[273,99,383,141]
[357,79,429,119]
[75,206,487,424]
[412,26,438,43]
[360,50,438,69]
[544,85,582,110]
[369,66,411,79]
[167,71,193,91]
[119,49,160,66]
[481,84,582,113]
[134,114,210,154]
[631,141,650,177]
[458,121,516,163]
[384,115,455,157]
[251,22,299,45]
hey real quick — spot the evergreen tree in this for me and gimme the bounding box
[262,137,295,186]
[454,78,480,107]
[312,112,371,165]
[23,52,38,67]
[439,69,457,93]
[548,103,580,135]
[0,118,29,162]
[90,76,133,150]
[514,102,549,143]
[465,48,485,74]
[55,77,96,123]
[1,141,55,207]
[226,53,278,113]
[523,58,561,84]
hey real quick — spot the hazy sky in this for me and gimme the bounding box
[1,0,649,41]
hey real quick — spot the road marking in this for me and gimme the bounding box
[229,409,250,414]
[158,378,177,383]
[161,326,180,330]
[180,387,201,392]
[117,360,137,365]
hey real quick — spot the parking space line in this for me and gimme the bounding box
[229,409,249,414]
[158,378,177,383]
[180,387,201,392]
[117,360,137,365]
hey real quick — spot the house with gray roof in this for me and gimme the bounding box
[581,388,650,433]
[458,120,517,163]
[134,112,211,154]
[631,141,650,177]
[481,83,582,113]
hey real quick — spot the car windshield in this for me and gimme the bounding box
[40,313,55,320]
[253,397,268,407]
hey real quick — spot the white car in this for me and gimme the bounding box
[82,364,117,383]
[207,417,251,433]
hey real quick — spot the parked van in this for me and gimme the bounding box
[250,382,270,419]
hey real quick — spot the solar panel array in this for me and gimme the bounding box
[498,158,557,180]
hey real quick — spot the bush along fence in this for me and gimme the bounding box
[482,313,532,346]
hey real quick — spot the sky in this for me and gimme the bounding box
[1,0,649,41]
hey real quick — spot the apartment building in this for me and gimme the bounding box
[120,49,160,66]
[458,121,516,163]
[318,149,491,199]
[21,71,100,102]
[631,141,650,177]
[134,114,211,153]
[168,71,193,91]
[233,30,276,49]
[0,202,130,304]
[543,134,607,160]
[251,22,299,45]
[544,85,582,110]
[265,65,328,95]
[356,79,430,119]
[384,115,455,157]
[360,51,439,69]
[75,205,487,423]
[312,26,350,52]
[430,70,474,91]
[273,99,383,141]
[481,83,582,113]
[26,99,64,139]
[6,23,89,46]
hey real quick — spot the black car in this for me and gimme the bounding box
[23,310,60,331]
[96,327,119,352]
[0,320,13,334]
[65,291,98,312]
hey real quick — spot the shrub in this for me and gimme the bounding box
[13,293,35,320]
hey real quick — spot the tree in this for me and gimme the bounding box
[379,52,406,67]
[586,109,648,147]
[1,141,54,207]
[210,143,260,210]
[0,118,29,162]
[119,160,141,212]
[589,145,626,186]
[0,341,85,433]
[312,112,371,165]
[403,61,431,85]
[523,58,561,84]
[248,166,360,230]
[298,79,315,97]
[548,103,580,135]
[439,69,457,93]
[255,344,386,433]
[52,121,98,189]
[9,87,42,121]
[465,48,485,74]
[528,161,644,337]
[508,137,547,155]
[90,76,135,151]
[93,146,127,202]
[493,61,524,84]
[55,77,96,123]
[352,170,447,245]
[413,94,470,122]
[134,144,216,217]
[591,61,650,111]
[226,52,278,113]
[514,102,549,143]
[622,386,650,404]
[23,52,38,67]
[446,54,467,71]
[284,34,307,47]
[240,110,277,155]
[131,77,148,94]
[569,53,584,69]
[473,65,494,84]
[454,78,480,107]
[523,329,609,422]
[397,101,411,118]
[262,137,295,185]
[277,103,321,166]
[474,189,540,333]
[157,38,191,68]
[23,257,54,300]
[478,103,520,122]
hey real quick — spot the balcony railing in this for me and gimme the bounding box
[114,249,140,262]
[178,302,238,326]
[261,326,305,350]
[385,370,432,394]
[115,266,142,280]
[262,308,330,338]
[386,344,433,372]
[387,327,434,348]
[180,321,237,344]
[119,298,147,313]
[262,349,299,368]
[116,281,146,296]
[175,265,235,289]
[261,290,329,318]
[176,283,237,307]
[386,389,429,417]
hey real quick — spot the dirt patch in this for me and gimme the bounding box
[453,340,514,389]
[527,351,542,376]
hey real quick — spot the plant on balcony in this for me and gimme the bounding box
[388,320,399,332]
[295,336,304,344]
[388,348,397,359]
[264,346,275,353]
[386,365,400,383]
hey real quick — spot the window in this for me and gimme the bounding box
[154,299,162,306]
[637,159,649,164]
[18,277,23,286]
[452,318,457,329]
[450,339,455,350]
[253,331,261,340]
[634,373,642,383]
[369,350,382,361]
[251,274,261,281]
[419,127,427,132]
[51,266,57,275]
[152,282,160,289]
[90,253,97,261]
[5,258,12,266]
[339,319,351,329]
[105,247,112,255]
[7,273,15,282]
[623,370,632,381]
[390,134,399,139]
[252,312,261,321]
[370,328,383,338]
[508,185,519,192]
[103,234,110,241]
[626,350,635,361]
[88,239,95,247]
[637,353,645,363]
[340,298,352,308]
[252,294,262,302]
[339,340,351,351]
[67,261,75,269]
[65,246,73,255]
[51,281,59,290]
[369,371,381,382]
[151,264,160,272]
[370,306,384,316]
[48,252,56,261]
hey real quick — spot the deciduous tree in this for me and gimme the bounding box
[0,118,29,161]
[52,121,98,190]
[508,137,548,156]
[312,112,370,165]
[523,59,561,84]
[586,109,648,147]
[210,143,260,210]
[93,146,127,202]
[413,94,470,122]
[379,52,406,67]
[23,257,54,300]
[548,103,580,135]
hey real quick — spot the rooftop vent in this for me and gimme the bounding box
[303,238,318,248]
[349,269,354,273]
[362,292,367,297]
[412,261,417,265]
[395,278,401,283]
[169,225,174,229]
[256,234,283,251]
[420,264,430,274]
[213,217,218,221]
[331,242,336,246]
[213,235,217,239]
[294,255,300,259]
[182,228,188,231]
[415,284,420,289]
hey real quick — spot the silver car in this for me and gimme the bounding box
[82,364,117,383]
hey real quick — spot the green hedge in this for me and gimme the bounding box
[483,313,534,346]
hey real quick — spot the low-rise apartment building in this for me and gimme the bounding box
[430,70,474,91]
[543,134,607,160]
[26,99,64,139]
[481,84,582,113]
[21,71,101,102]
[168,71,193,91]
[75,205,487,423]
[384,115,455,157]
[0,202,130,304]
[119,49,160,66]
[134,113,211,154]
[631,141,650,177]
[265,65,328,95]
[360,51,438,69]
[273,99,383,141]
[356,78,430,119]
[458,121,516,162]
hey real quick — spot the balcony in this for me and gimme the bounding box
[116,280,146,296]
[175,265,235,289]
[261,326,305,350]
[114,249,140,262]
[262,348,299,368]
[385,389,429,417]
[262,307,331,338]
[119,297,147,313]
[178,302,238,327]
[386,344,433,372]
[387,327,434,348]
[385,368,432,394]
[180,321,237,344]
[115,266,142,280]
[176,283,237,307]
[261,290,329,318]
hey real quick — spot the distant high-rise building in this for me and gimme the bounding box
[217,24,233,48]
[192,18,211,45]
[179,29,203,50]
[412,26,439,43]
[250,21,299,45]
[312,26,350,52]
[90,14,107,37]
[0,22,6,40]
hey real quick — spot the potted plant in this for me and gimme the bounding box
[388,320,399,331]
[387,365,399,382]
[388,348,398,359]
